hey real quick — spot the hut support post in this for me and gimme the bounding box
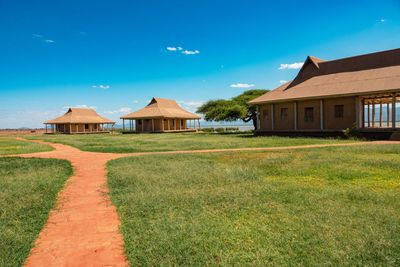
[355,96,360,129]
[174,119,176,130]
[387,103,390,127]
[152,119,154,132]
[70,124,72,134]
[45,124,47,134]
[320,100,324,130]
[271,104,275,131]
[372,102,375,128]
[392,94,396,129]
[367,104,370,127]
[123,119,125,131]
[162,119,164,131]
[198,119,200,130]
[379,103,383,128]
[294,102,297,131]
[361,99,365,128]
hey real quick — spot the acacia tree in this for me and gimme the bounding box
[196,89,269,129]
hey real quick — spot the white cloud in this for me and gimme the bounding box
[32,34,43,38]
[92,85,110,89]
[178,100,204,108]
[278,62,303,70]
[279,80,288,84]
[63,105,97,110]
[103,107,131,114]
[182,50,199,55]
[230,83,255,88]
[380,19,386,22]
[44,39,55,43]
[167,46,199,55]
[132,100,139,103]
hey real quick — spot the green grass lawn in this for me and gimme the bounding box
[0,137,53,155]
[0,157,72,267]
[107,144,400,266]
[25,133,360,153]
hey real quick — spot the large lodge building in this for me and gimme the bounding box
[250,48,400,138]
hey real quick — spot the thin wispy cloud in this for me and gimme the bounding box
[104,107,131,114]
[278,62,303,70]
[32,33,55,43]
[63,105,97,110]
[166,46,199,55]
[230,83,255,88]
[92,85,110,89]
[178,100,204,108]
[380,18,386,22]
[182,50,199,55]
[279,80,288,84]
[132,100,139,103]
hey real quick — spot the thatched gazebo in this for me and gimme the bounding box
[44,108,115,134]
[121,97,201,133]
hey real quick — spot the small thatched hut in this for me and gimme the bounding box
[44,108,115,134]
[121,97,201,133]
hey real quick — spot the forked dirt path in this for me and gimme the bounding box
[2,138,399,266]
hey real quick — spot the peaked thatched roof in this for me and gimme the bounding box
[121,97,201,119]
[44,108,115,124]
[250,48,400,104]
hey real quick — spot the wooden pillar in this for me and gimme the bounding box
[198,119,200,130]
[174,119,176,130]
[294,102,297,131]
[387,103,390,127]
[162,119,165,131]
[84,124,86,133]
[361,99,365,128]
[367,104,370,127]
[193,119,195,130]
[372,102,375,128]
[392,94,396,129]
[189,120,191,128]
[152,119,154,132]
[123,119,125,131]
[70,124,72,134]
[142,120,144,132]
[379,103,382,128]
[256,105,260,130]
[168,119,170,131]
[46,124,47,134]
[355,96,360,129]
[271,104,274,131]
[320,99,324,130]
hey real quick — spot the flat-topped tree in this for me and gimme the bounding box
[197,89,269,130]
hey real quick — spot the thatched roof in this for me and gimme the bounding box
[121,97,201,119]
[44,108,115,124]
[250,48,400,104]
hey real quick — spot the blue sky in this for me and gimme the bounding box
[1,0,400,128]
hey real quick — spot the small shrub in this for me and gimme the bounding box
[342,122,360,139]
[202,128,215,133]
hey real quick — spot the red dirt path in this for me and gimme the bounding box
[2,138,399,266]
